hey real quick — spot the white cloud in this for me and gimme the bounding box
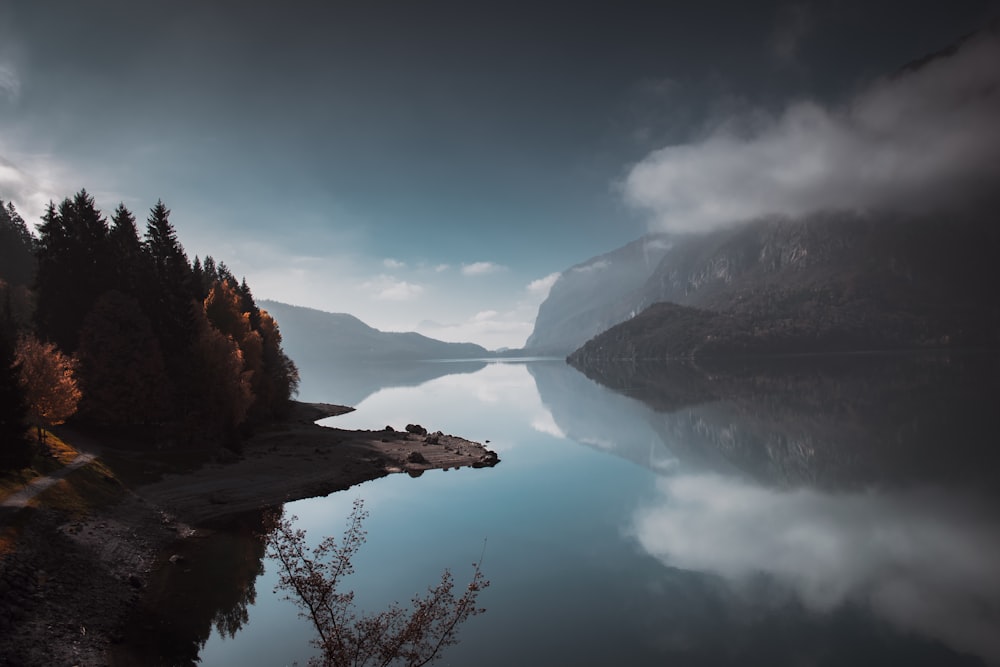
[461,261,505,276]
[527,272,560,298]
[644,237,673,251]
[415,309,533,350]
[633,474,1000,663]
[625,30,1000,233]
[383,258,405,270]
[530,411,565,438]
[0,148,78,228]
[433,263,449,273]
[571,259,609,274]
[360,274,425,301]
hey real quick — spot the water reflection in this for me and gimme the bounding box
[633,474,1000,663]
[140,354,1000,666]
[110,511,269,666]
[297,358,487,407]
[567,352,1000,664]
[566,352,1000,490]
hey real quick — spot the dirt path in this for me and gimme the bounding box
[0,453,96,509]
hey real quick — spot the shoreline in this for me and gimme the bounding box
[0,401,499,666]
[139,401,499,525]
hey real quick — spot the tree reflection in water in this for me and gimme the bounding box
[111,510,268,666]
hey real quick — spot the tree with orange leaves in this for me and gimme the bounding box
[266,499,488,667]
[14,335,81,443]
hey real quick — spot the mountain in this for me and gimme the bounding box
[258,300,490,366]
[523,234,673,355]
[567,211,1000,361]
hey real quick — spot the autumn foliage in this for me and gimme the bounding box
[0,191,300,462]
[265,500,488,667]
[14,334,81,442]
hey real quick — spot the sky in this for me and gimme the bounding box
[1,1,997,349]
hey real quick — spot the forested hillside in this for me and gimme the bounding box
[1,190,299,467]
[566,211,1000,363]
[259,300,490,364]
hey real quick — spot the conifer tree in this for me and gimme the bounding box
[258,310,299,418]
[191,256,207,300]
[77,290,171,426]
[109,203,149,297]
[0,299,30,469]
[34,190,111,351]
[0,199,36,286]
[144,200,195,365]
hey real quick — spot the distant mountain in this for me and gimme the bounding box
[567,211,1000,362]
[523,234,674,355]
[258,300,490,365]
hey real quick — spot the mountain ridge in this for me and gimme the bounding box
[566,210,999,362]
[258,300,491,365]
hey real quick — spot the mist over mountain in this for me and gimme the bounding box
[530,27,1000,361]
[567,210,999,361]
[523,235,674,355]
[258,300,490,366]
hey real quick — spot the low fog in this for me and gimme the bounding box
[626,29,1000,232]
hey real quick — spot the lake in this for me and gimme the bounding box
[132,353,1000,666]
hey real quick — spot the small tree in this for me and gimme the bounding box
[14,335,81,443]
[265,499,488,667]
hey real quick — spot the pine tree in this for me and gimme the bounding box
[76,291,171,426]
[144,200,195,367]
[34,190,111,352]
[0,199,36,286]
[258,310,299,418]
[0,299,30,469]
[109,203,149,298]
[191,256,207,300]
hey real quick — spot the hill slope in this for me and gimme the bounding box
[567,211,1000,362]
[523,234,673,355]
[258,300,490,365]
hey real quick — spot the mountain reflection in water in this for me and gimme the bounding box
[562,352,1000,664]
[562,352,1000,490]
[124,354,1000,666]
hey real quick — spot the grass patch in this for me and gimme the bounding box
[0,430,80,500]
[41,431,81,466]
[31,459,125,518]
[0,430,124,517]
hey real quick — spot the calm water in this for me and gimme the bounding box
[131,354,1000,666]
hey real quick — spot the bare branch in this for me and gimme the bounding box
[265,499,488,667]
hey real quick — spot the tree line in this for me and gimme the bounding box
[1,190,299,468]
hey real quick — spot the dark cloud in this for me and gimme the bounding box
[770,2,816,65]
[625,29,1000,232]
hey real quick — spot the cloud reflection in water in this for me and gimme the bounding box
[633,473,1000,663]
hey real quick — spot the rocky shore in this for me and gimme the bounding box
[0,402,499,666]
